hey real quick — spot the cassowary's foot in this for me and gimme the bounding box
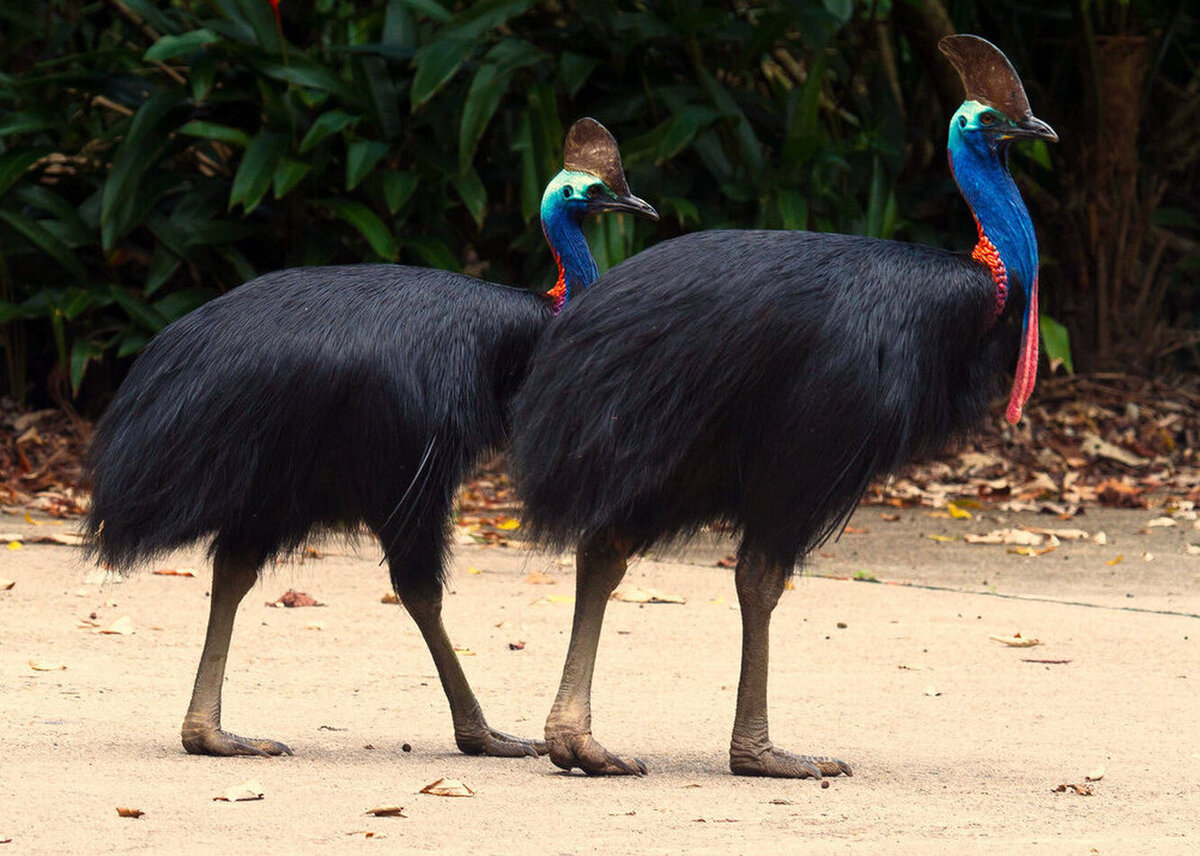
[456,726,546,758]
[730,741,851,779]
[182,723,293,757]
[547,731,647,776]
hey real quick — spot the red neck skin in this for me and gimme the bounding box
[545,252,567,315]
[971,215,1038,424]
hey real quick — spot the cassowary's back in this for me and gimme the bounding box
[87,265,547,569]
[512,230,1019,566]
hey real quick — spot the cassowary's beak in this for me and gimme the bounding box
[590,193,660,221]
[1002,115,1058,143]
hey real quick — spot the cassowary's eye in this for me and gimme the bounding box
[958,116,967,128]
[562,186,573,198]
[980,112,996,125]
[587,183,604,199]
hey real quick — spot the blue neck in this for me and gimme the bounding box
[947,136,1039,303]
[541,205,598,303]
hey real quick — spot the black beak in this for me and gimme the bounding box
[589,193,660,221]
[1003,115,1058,143]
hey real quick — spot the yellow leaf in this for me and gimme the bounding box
[466,566,482,575]
[946,502,973,520]
[419,778,474,797]
[1106,554,1124,566]
[7,541,22,550]
[495,518,520,531]
[925,534,956,543]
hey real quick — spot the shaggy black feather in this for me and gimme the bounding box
[86,265,547,595]
[511,230,1021,569]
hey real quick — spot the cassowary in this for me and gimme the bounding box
[84,119,657,758]
[510,36,1057,779]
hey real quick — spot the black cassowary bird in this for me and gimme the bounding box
[84,119,657,758]
[511,36,1058,779]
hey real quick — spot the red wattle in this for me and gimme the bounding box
[1005,279,1039,424]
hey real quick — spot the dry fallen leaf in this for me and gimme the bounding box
[494,518,520,531]
[1146,517,1177,528]
[923,686,942,697]
[925,534,956,543]
[1081,433,1148,468]
[99,616,135,635]
[453,646,475,656]
[965,529,1047,546]
[365,805,406,817]
[716,555,738,568]
[1085,767,1105,782]
[115,807,144,819]
[611,585,686,604]
[7,541,21,550]
[29,659,66,671]
[1106,554,1124,566]
[946,502,973,520]
[419,778,474,797]
[380,592,401,605]
[306,621,325,631]
[153,568,196,577]
[989,634,1041,648]
[0,578,14,590]
[880,512,901,522]
[1007,545,1058,557]
[267,589,323,608]
[532,594,575,605]
[214,780,265,802]
[466,566,483,575]
[1052,783,1093,796]
[523,571,556,585]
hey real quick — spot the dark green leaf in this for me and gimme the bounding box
[411,35,474,109]
[0,209,87,280]
[229,132,287,213]
[299,111,361,153]
[559,51,599,98]
[101,90,185,250]
[656,105,722,162]
[0,148,48,196]
[1040,314,1074,374]
[122,0,183,35]
[402,235,459,270]
[144,29,219,62]
[0,112,59,138]
[776,189,808,230]
[273,157,311,198]
[346,140,389,191]
[459,64,509,172]
[154,288,210,322]
[319,198,399,260]
[453,167,487,228]
[383,171,418,214]
[145,246,181,296]
[177,121,252,147]
[404,0,452,23]
[70,338,103,395]
[111,285,170,333]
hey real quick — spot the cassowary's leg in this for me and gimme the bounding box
[544,534,646,776]
[181,550,292,757]
[728,550,851,779]
[396,576,546,758]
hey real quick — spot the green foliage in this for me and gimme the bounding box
[2,0,906,406]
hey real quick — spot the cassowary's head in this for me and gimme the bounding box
[941,35,1057,159]
[541,119,659,225]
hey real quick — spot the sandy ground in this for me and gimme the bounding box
[2,504,1198,854]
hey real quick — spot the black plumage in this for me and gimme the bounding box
[509,36,1057,780]
[514,231,1017,568]
[84,118,656,759]
[88,266,544,594]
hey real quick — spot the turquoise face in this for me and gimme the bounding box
[540,169,617,223]
[949,100,1014,155]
